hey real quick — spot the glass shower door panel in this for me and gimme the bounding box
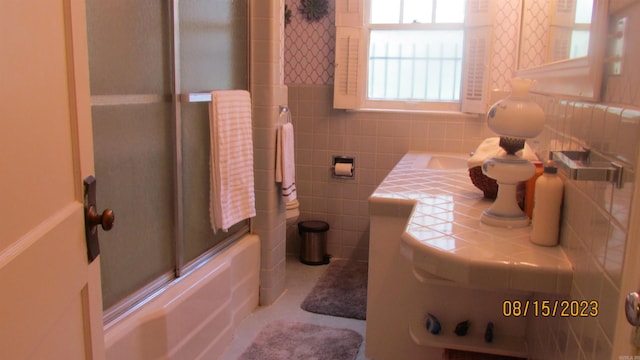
[86,0,175,310]
[179,0,248,92]
[92,105,175,310]
[179,0,249,264]
[86,0,170,95]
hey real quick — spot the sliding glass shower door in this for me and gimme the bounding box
[85,0,248,320]
[178,0,249,266]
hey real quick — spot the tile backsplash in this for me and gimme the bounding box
[526,97,638,359]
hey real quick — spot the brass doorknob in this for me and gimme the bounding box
[626,291,640,327]
[86,206,115,231]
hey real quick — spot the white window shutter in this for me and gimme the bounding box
[335,0,363,27]
[334,0,365,110]
[550,0,575,28]
[334,26,364,109]
[549,27,572,62]
[465,0,495,27]
[461,0,494,114]
[548,0,574,62]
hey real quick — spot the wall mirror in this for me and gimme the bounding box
[516,0,608,100]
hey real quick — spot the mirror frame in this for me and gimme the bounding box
[516,0,608,100]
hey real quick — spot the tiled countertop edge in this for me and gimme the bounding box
[368,152,573,295]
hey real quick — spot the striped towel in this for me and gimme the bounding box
[275,122,297,202]
[209,90,256,233]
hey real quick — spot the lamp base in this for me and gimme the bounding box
[480,156,534,229]
[480,209,530,228]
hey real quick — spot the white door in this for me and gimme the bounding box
[612,116,640,358]
[0,1,105,359]
[613,155,640,358]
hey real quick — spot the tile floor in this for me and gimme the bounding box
[219,256,369,360]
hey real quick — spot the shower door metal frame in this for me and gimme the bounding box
[101,0,250,325]
[169,0,185,276]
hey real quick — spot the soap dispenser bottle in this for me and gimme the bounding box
[530,165,564,246]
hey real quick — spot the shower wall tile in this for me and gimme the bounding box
[250,0,286,306]
[260,226,286,268]
[252,125,277,154]
[258,256,287,305]
[252,62,280,86]
[250,0,278,19]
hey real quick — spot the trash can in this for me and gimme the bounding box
[297,220,330,265]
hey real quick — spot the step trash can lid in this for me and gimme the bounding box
[297,220,330,233]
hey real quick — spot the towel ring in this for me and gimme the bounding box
[279,105,292,123]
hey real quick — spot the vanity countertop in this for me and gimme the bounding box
[370,151,572,294]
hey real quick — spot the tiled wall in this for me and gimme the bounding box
[526,99,639,359]
[249,0,288,305]
[526,3,640,358]
[286,86,494,259]
[281,1,640,359]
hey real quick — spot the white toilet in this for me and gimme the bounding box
[285,199,300,225]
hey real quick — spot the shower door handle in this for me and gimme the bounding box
[83,175,115,263]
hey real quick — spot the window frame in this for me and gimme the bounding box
[333,0,495,114]
[363,21,466,112]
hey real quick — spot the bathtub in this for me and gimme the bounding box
[104,234,260,360]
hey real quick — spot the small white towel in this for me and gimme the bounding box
[467,137,538,168]
[209,90,256,233]
[275,122,297,202]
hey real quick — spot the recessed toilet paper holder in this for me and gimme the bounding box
[332,155,355,179]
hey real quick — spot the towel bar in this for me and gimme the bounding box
[180,92,212,102]
[549,149,624,188]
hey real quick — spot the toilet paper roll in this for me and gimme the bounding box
[334,163,353,176]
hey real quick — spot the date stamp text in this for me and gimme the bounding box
[502,300,598,318]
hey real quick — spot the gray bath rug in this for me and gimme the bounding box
[238,320,363,360]
[301,259,368,320]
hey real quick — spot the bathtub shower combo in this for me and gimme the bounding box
[104,235,259,360]
[85,1,259,359]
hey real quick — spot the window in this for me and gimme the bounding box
[334,0,494,113]
[550,0,593,62]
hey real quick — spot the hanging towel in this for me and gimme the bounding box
[275,122,297,202]
[209,90,256,233]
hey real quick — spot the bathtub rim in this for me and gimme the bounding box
[103,226,249,328]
